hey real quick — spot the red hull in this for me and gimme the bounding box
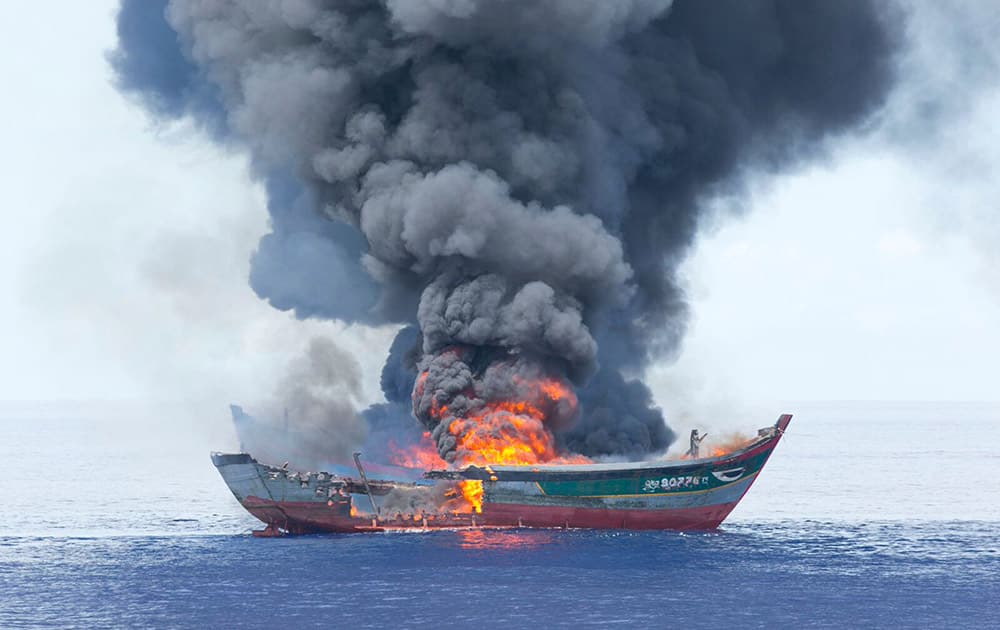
[480,501,738,530]
[242,496,739,533]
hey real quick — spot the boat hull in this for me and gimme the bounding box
[213,415,791,534]
[237,496,744,532]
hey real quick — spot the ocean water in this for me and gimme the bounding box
[1,402,998,628]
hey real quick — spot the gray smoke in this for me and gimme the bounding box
[111,0,900,461]
[374,483,458,519]
[234,337,367,468]
[359,324,425,460]
[379,324,423,404]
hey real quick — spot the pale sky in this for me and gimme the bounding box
[2,2,999,425]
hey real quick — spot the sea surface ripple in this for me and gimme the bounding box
[1,522,997,629]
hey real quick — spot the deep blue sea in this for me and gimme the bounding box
[2,402,998,628]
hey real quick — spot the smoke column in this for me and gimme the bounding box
[232,337,367,468]
[111,1,899,462]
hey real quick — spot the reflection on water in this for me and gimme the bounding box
[455,528,558,550]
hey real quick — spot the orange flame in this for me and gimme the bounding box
[676,431,754,460]
[397,372,591,512]
[387,432,446,469]
[437,376,589,467]
[709,432,753,458]
[458,480,483,514]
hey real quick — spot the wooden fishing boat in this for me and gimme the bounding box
[212,415,791,534]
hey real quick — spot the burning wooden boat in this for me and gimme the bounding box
[212,414,790,535]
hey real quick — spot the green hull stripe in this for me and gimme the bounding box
[535,471,760,499]
[535,450,771,498]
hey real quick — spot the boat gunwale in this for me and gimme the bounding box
[426,414,791,481]
[214,415,791,484]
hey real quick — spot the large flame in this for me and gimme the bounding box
[388,432,447,469]
[458,480,483,513]
[431,374,588,467]
[394,370,590,512]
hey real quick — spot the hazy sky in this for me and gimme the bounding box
[2,2,999,424]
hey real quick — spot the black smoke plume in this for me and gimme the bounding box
[111,0,899,461]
